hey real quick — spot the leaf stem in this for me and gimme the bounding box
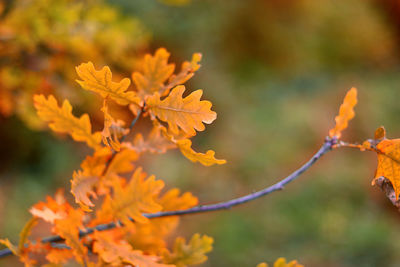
[0,137,335,258]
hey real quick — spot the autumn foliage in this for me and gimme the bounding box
[2,43,400,266]
[0,48,224,266]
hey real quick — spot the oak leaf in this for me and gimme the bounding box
[34,94,101,150]
[162,234,213,267]
[92,231,171,267]
[329,87,357,139]
[176,139,226,166]
[71,148,137,211]
[30,191,73,223]
[132,48,202,100]
[147,85,217,136]
[76,62,140,106]
[164,52,202,95]
[372,136,400,200]
[128,189,198,253]
[96,168,164,225]
[132,48,175,98]
[70,148,110,210]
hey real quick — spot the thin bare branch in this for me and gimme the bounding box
[0,137,335,258]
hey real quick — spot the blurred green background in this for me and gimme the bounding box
[3,0,400,266]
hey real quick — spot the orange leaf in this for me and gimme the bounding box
[372,137,400,200]
[147,85,217,136]
[176,139,226,166]
[329,87,357,139]
[96,168,164,225]
[76,62,140,106]
[30,191,73,223]
[132,48,175,99]
[34,94,101,150]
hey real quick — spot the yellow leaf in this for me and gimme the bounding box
[34,94,101,150]
[257,263,268,267]
[373,137,400,200]
[162,234,213,267]
[96,168,164,225]
[329,87,357,139]
[93,231,172,267]
[147,85,217,136]
[76,62,139,106]
[176,139,226,166]
[128,189,198,254]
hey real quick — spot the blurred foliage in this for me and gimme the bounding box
[3,0,400,266]
[0,0,149,128]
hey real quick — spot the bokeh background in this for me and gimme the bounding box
[2,0,400,266]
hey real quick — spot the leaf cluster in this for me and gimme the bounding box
[1,48,223,266]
